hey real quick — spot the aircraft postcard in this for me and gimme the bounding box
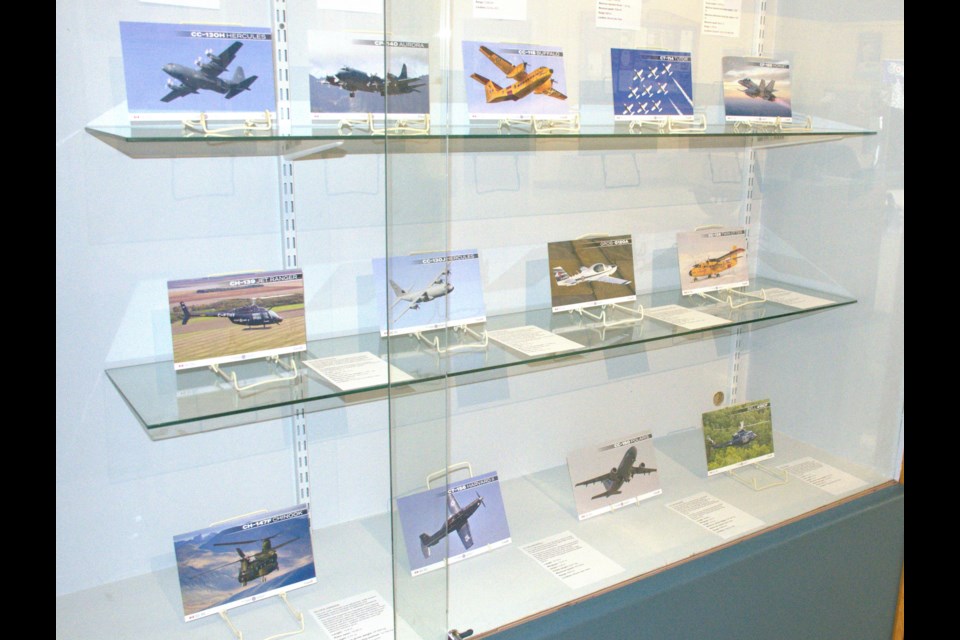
[373,249,486,337]
[722,56,792,122]
[396,471,512,576]
[119,22,276,122]
[547,235,637,312]
[309,32,430,119]
[167,269,306,370]
[173,505,316,622]
[463,41,570,120]
[567,431,661,521]
[676,227,749,296]
[702,399,775,476]
[610,49,694,121]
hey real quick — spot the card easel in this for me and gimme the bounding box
[413,323,489,354]
[732,114,812,133]
[567,301,644,328]
[209,355,299,393]
[337,112,430,135]
[182,111,274,135]
[726,462,789,491]
[497,112,581,134]
[628,113,707,134]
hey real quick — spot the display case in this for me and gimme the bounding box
[57,0,903,638]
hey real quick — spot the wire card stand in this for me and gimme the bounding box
[695,287,767,309]
[732,115,813,133]
[628,113,707,134]
[218,592,305,640]
[726,462,789,491]
[182,111,275,135]
[498,112,581,134]
[567,302,645,328]
[210,355,299,393]
[337,113,430,135]
[413,323,489,354]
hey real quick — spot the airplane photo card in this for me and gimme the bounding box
[463,41,570,120]
[308,32,430,120]
[373,249,486,337]
[173,505,316,622]
[167,269,306,370]
[610,49,694,121]
[567,431,662,521]
[676,227,749,296]
[119,22,276,122]
[396,471,512,576]
[547,235,637,312]
[702,399,775,476]
[722,56,793,122]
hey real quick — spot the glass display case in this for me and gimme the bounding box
[57,0,903,638]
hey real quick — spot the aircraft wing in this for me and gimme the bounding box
[631,465,657,475]
[478,45,526,81]
[593,275,631,285]
[447,492,463,515]
[160,84,197,103]
[203,41,243,77]
[576,471,615,488]
[454,520,475,549]
[540,86,568,101]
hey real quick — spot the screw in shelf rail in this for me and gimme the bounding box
[209,355,299,393]
[182,110,275,135]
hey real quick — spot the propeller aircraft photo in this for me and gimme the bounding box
[389,267,454,321]
[324,63,426,98]
[553,263,631,287]
[160,41,258,103]
[469,45,567,103]
[419,491,485,559]
[688,246,745,281]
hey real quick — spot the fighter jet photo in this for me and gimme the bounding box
[161,41,258,103]
[576,446,657,500]
[737,77,778,101]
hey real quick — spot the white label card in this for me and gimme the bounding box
[761,288,834,310]
[474,0,527,20]
[596,0,643,30]
[487,326,581,356]
[701,0,741,37]
[667,492,764,539]
[304,352,413,391]
[778,457,868,496]
[645,305,730,329]
[311,591,393,640]
[317,0,382,12]
[521,531,624,589]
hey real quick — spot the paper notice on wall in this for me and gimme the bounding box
[702,0,741,37]
[474,0,527,20]
[645,305,730,330]
[778,457,868,496]
[521,531,624,589]
[596,0,642,30]
[667,492,764,539]
[311,591,394,640]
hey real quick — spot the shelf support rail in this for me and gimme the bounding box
[217,592,306,640]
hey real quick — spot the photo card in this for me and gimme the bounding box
[173,505,316,622]
[119,21,276,122]
[309,32,430,119]
[567,431,662,520]
[610,49,694,121]
[396,471,512,576]
[463,40,570,120]
[167,269,306,370]
[702,399,775,475]
[547,235,637,312]
[722,56,792,122]
[374,249,486,337]
[676,227,749,295]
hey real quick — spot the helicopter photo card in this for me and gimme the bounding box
[396,470,512,576]
[548,235,637,312]
[373,249,486,337]
[173,504,317,622]
[308,32,430,120]
[722,56,793,122]
[676,227,749,296]
[463,41,570,120]
[119,22,276,122]
[567,431,662,521]
[167,269,306,371]
[610,49,694,121]
[702,399,775,476]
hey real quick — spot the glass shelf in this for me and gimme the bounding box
[86,117,875,159]
[107,278,855,439]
